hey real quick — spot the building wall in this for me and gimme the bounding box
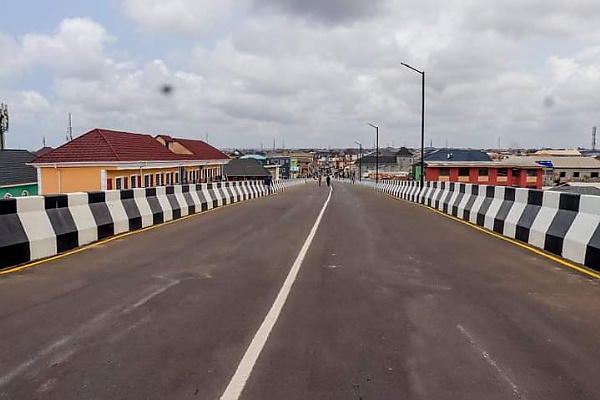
[426,166,542,189]
[552,168,600,184]
[40,166,107,194]
[40,164,224,194]
[0,183,38,198]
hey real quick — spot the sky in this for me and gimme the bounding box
[2,0,600,151]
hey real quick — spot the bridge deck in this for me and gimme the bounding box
[1,182,600,399]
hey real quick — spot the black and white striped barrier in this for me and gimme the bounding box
[0,180,306,270]
[373,180,600,271]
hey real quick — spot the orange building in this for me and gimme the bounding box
[32,129,231,195]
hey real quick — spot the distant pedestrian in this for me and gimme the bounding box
[264,175,273,194]
[318,175,322,187]
[351,172,356,184]
[326,175,331,187]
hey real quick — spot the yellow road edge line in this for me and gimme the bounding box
[0,193,273,276]
[379,191,600,280]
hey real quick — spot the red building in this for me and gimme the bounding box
[424,161,544,189]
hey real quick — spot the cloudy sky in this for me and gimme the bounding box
[2,0,600,151]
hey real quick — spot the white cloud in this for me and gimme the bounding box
[4,2,600,151]
[124,0,241,34]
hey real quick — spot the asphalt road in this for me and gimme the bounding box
[2,182,600,399]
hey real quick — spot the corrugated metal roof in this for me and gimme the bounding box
[426,160,542,168]
[0,150,37,186]
[506,156,600,169]
[534,149,582,156]
[224,158,270,177]
[424,148,492,162]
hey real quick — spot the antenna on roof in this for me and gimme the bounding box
[592,126,596,151]
[43,136,46,147]
[67,112,73,142]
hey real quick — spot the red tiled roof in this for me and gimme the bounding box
[33,129,189,163]
[32,129,231,164]
[174,137,231,160]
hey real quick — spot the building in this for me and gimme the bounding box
[414,148,493,181]
[424,161,544,189]
[0,150,38,198]
[224,158,271,181]
[505,155,600,186]
[31,129,230,195]
[357,147,415,178]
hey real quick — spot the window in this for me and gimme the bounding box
[21,190,29,196]
[175,172,180,184]
[512,169,520,177]
[130,175,138,188]
[526,169,538,177]
[592,172,599,178]
[559,171,566,178]
[116,177,123,190]
[439,168,449,176]
[144,174,151,187]
[166,173,171,185]
[573,171,580,178]
[497,168,508,177]
[156,173,161,186]
[478,169,489,177]
[458,168,470,177]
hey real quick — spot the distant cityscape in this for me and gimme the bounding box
[2,119,600,198]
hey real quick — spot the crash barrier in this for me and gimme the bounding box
[0,180,306,270]
[372,180,600,271]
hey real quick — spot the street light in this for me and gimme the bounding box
[355,141,362,181]
[401,62,426,188]
[367,123,379,185]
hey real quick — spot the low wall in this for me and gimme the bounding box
[0,180,305,270]
[373,180,600,271]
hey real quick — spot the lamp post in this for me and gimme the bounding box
[367,123,379,185]
[355,141,362,181]
[401,62,425,188]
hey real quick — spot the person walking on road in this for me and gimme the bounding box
[326,175,331,187]
[318,174,322,187]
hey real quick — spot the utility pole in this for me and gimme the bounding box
[0,103,9,150]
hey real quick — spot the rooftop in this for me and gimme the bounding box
[424,148,492,162]
[32,129,229,164]
[224,158,270,177]
[505,155,600,169]
[0,150,38,186]
[425,160,542,168]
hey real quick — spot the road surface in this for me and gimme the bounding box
[2,182,600,399]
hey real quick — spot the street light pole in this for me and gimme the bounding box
[401,62,426,188]
[355,141,362,181]
[368,123,379,185]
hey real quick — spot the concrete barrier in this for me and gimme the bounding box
[373,180,600,271]
[0,180,306,270]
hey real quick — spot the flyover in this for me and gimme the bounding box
[1,182,600,399]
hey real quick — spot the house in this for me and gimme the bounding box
[505,155,600,186]
[31,129,231,195]
[0,150,38,198]
[224,158,271,181]
[357,147,415,178]
[424,161,544,189]
[413,148,493,181]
